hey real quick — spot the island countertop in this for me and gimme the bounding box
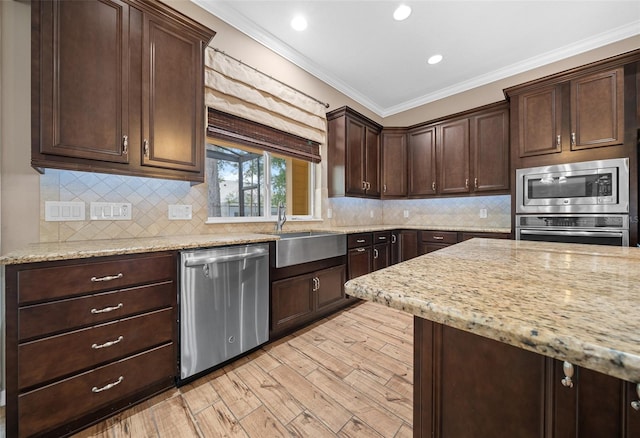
[344,238,640,382]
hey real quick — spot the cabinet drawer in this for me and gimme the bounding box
[19,281,175,341]
[420,231,458,244]
[17,253,175,305]
[348,233,373,248]
[19,308,174,390]
[373,231,391,243]
[18,343,174,438]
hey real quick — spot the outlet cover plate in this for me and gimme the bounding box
[168,204,192,220]
[45,201,85,222]
[90,202,132,220]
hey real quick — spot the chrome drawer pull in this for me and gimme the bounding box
[433,236,444,240]
[91,336,124,350]
[356,239,366,243]
[91,303,123,314]
[356,248,366,252]
[631,383,640,411]
[92,376,124,393]
[91,273,123,283]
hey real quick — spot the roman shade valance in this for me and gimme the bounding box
[204,48,327,157]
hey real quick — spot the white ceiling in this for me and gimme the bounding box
[193,1,640,117]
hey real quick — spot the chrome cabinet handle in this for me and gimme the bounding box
[373,248,379,259]
[362,181,366,190]
[571,132,576,147]
[311,277,318,291]
[465,178,469,189]
[431,181,436,192]
[378,236,387,241]
[561,361,574,388]
[391,235,397,244]
[366,181,371,190]
[433,236,444,241]
[92,376,124,393]
[122,135,128,155]
[631,383,640,411]
[91,335,124,350]
[474,177,478,189]
[91,303,123,314]
[316,277,320,290]
[143,139,150,157]
[91,273,123,283]
[383,184,387,193]
[356,239,366,243]
[356,248,366,252]
[556,134,561,148]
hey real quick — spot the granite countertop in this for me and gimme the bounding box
[0,225,511,265]
[345,238,640,383]
[0,233,278,265]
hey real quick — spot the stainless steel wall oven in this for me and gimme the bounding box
[515,158,630,246]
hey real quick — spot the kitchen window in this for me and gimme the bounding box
[205,142,315,222]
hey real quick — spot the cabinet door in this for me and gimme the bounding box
[420,243,450,255]
[271,274,314,334]
[364,126,381,197]
[408,126,437,196]
[37,0,130,163]
[552,361,625,437]
[348,247,372,280]
[627,382,640,436]
[438,119,470,194]
[345,118,366,195]
[570,68,624,150]
[471,108,509,193]
[141,14,205,174]
[315,265,346,312]
[373,243,390,271]
[518,85,563,157]
[381,131,407,198]
[399,230,419,261]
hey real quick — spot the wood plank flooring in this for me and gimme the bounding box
[71,301,414,438]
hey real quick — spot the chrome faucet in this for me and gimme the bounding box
[275,203,287,232]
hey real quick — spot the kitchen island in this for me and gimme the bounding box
[345,238,640,437]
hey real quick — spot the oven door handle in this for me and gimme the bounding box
[519,229,624,238]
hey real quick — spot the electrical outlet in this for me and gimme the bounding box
[168,204,192,220]
[479,208,488,218]
[327,208,333,219]
[90,202,132,220]
[370,210,374,218]
[403,210,409,218]
[45,201,85,222]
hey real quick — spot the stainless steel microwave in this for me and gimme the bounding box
[515,158,629,214]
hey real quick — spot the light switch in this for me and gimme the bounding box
[45,201,85,222]
[168,204,192,220]
[90,202,132,220]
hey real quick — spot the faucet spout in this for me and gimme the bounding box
[275,203,287,232]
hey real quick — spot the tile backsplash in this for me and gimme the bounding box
[40,170,510,243]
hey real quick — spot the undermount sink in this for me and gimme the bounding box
[274,231,346,267]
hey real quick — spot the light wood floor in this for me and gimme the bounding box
[71,301,414,438]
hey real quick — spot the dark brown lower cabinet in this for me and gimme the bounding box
[271,263,347,338]
[348,245,372,279]
[399,230,419,261]
[414,317,639,438]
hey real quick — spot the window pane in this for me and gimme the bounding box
[271,156,286,215]
[206,144,264,217]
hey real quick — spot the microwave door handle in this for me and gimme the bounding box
[520,230,623,238]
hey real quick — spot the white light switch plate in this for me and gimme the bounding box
[45,201,85,222]
[90,202,132,220]
[168,204,192,220]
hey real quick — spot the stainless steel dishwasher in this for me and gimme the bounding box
[179,243,269,382]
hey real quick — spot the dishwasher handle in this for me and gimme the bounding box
[184,247,267,267]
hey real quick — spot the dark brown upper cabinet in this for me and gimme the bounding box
[510,66,626,159]
[570,67,624,150]
[407,103,510,197]
[407,125,437,197]
[381,128,407,198]
[327,106,382,198]
[32,0,215,182]
[438,118,470,195]
[471,107,510,193]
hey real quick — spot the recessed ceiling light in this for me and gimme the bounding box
[393,4,412,21]
[427,54,443,65]
[291,15,308,31]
